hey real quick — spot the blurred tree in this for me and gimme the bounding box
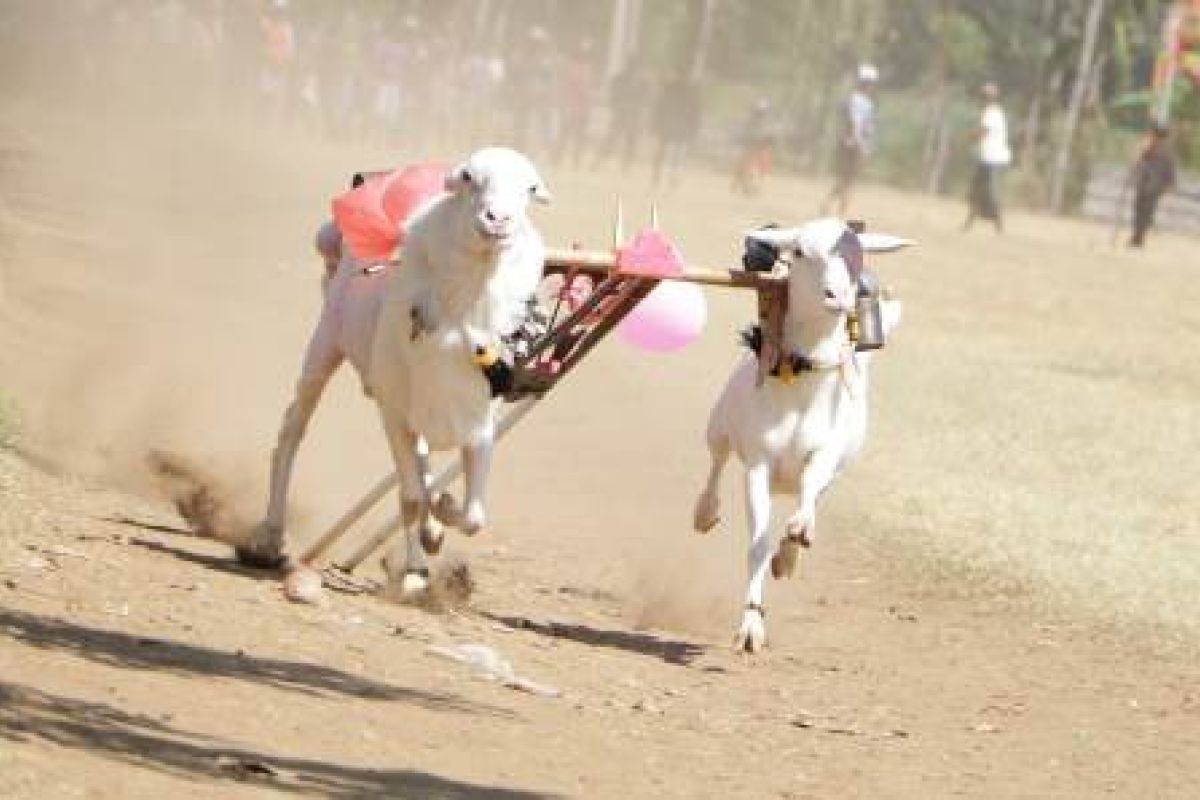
[923,0,956,194]
[1050,0,1108,211]
[689,0,720,80]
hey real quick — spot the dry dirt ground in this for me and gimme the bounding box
[2,98,1199,800]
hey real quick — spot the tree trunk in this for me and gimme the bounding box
[627,0,644,61]
[689,0,719,81]
[605,0,631,81]
[926,114,953,195]
[1018,0,1057,176]
[924,0,953,194]
[485,0,510,52]
[1048,0,1106,213]
[472,0,494,50]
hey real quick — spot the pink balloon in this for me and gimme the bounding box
[618,280,707,352]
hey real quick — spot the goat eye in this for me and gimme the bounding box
[528,184,538,195]
[459,169,473,183]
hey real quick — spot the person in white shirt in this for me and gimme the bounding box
[822,62,878,216]
[963,82,1011,232]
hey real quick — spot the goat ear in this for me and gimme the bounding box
[745,226,802,250]
[858,232,915,253]
[443,164,471,194]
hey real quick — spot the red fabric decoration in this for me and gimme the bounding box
[332,162,447,261]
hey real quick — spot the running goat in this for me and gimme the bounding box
[370,147,549,595]
[693,218,910,652]
[241,148,549,586]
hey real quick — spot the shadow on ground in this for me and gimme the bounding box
[484,612,706,666]
[0,682,555,799]
[118,529,284,581]
[0,608,506,715]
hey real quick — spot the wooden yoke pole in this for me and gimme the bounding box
[299,472,398,566]
[543,247,785,291]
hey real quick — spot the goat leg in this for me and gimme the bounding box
[240,336,342,569]
[735,463,773,653]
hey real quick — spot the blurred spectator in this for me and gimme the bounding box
[650,74,702,189]
[731,98,775,195]
[962,81,1011,233]
[219,0,260,115]
[459,51,507,148]
[592,61,649,172]
[821,62,878,216]
[507,26,559,154]
[1127,122,1177,248]
[328,9,369,141]
[257,0,296,125]
[554,39,598,166]
[372,18,408,140]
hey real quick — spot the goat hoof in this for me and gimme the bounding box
[740,636,764,654]
[770,537,803,580]
[734,627,767,654]
[693,494,720,533]
[783,517,813,548]
[236,522,287,570]
[432,494,485,536]
[234,547,288,571]
[419,523,445,555]
[234,546,288,571]
[431,492,459,527]
[396,569,431,599]
[734,608,767,653]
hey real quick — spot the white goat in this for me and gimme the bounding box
[369,147,549,595]
[693,218,909,652]
[239,148,548,573]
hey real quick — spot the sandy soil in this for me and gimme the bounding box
[2,96,1199,800]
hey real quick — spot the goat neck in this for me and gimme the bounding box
[431,217,532,337]
[783,283,851,369]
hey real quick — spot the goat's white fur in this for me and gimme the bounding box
[370,147,548,593]
[242,148,547,575]
[693,218,907,652]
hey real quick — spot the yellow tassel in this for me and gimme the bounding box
[778,358,796,384]
[847,314,860,345]
[473,345,499,367]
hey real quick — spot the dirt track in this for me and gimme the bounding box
[2,96,1200,799]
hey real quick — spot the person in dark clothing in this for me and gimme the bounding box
[822,63,878,216]
[592,63,649,172]
[1128,123,1177,248]
[554,40,598,167]
[730,98,775,195]
[650,75,702,189]
[962,82,1011,233]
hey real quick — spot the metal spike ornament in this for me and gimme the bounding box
[612,196,625,250]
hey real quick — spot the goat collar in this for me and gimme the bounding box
[740,325,849,383]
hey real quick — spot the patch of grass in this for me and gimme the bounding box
[833,221,1200,651]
